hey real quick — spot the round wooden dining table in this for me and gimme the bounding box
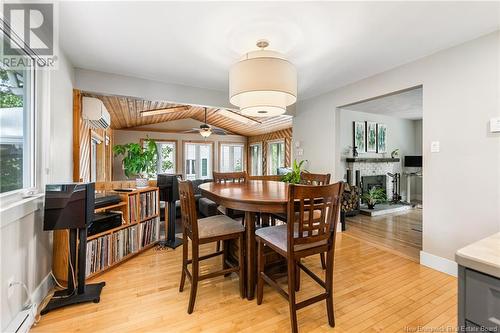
[198,180,289,299]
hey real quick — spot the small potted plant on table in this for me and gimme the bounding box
[361,187,387,209]
[113,139,158,188]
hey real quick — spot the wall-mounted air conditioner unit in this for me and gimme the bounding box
[82,97,110,129]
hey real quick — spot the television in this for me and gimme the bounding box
[404,156,422,168]
[43,183,94,231]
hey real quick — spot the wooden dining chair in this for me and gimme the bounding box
[255,182,343,333]
[272,172,332,269]
[178,179,245,314]
[213,171,248,220]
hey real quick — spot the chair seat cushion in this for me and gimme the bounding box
[198,197,218,217]
[198,215,245,239]
[255,224,327,253]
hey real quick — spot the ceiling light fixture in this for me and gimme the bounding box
[229,39,297,117]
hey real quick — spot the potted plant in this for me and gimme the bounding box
[113,139,158,188]
[361,187,387,209]
[281,159,307,184]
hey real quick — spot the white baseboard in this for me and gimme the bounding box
[420,251,457,277]
[337,222,342,232]
[5,273,54,333]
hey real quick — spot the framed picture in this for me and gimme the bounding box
[353,121,366,153]
[377,123,387,153]
[366,121,377,152]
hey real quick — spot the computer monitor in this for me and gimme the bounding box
[43,183,94,231]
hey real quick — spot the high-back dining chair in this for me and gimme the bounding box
[272,172,332,269]
[178,180,245,314]
[255,182,344,333]
[212,171,248,219]
[213,171,248,184]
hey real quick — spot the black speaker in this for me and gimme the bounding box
[157,173,182,203]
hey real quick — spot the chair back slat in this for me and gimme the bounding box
[213,171,248,184]
[300,172,331,186]
[178,179,199,240]
[287,182,343,251]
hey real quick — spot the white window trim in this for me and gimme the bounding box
[249,142,263,176]
[183,141,213,180]
[219,142,246,173]
[0,30,40,209]
[267,139,286,175]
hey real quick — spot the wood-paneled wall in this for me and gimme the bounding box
[248,127,292,175]
[73,89,113,182]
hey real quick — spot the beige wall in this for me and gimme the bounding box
[112,129,247,180]
[293,31,500,273]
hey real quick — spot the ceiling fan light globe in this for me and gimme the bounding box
[199,128,212,138]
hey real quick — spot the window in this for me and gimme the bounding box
[184,142,212,180]
[267,140,285,175]
[219,143,245,172]
[0,39,35,194]
[142,140,176,178]
[249,143,262,176]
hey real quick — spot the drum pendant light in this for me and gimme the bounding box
[229,40,297,117]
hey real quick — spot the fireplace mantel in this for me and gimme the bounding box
[345,157,400,163]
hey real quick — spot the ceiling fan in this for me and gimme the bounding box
[184,107,229,137]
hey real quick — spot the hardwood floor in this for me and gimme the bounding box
[32,233,456,333]
[344,208,423,262]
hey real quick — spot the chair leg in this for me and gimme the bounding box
[295,260,300,292]
[270,216,276,226]
[187,241,199,314]
[216,240,221,252]
[256,240,265,305]
[320,252,326,270]
[325,250,335,327]
[179,232,188,292]
[287,257,299,333]
[223,239,231,277]
[238,234,245,298]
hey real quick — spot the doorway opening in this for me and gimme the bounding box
[337,86,423,262]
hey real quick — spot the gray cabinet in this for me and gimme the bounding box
[458,265,500,332]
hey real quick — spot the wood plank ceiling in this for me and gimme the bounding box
[83,93,293,137]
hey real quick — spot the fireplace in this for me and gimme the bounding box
[361,175,386,194]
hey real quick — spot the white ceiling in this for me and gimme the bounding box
[343,87,423,120]
[60,1,500,101]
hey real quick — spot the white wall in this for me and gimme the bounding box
[293,31,500,272]
[1,49,74,330]
[75,68,232,109]
[113,129,247,180]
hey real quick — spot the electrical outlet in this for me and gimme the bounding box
[7,276,14,298]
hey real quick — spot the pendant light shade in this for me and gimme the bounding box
[229,42,297,117]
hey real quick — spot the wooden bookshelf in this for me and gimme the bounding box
[52,186,160,283]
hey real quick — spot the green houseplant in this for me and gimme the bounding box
[361,187,387,209]
[113,139,158,188]
[281,159,307,184]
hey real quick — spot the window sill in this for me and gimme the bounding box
[0,194,44,229]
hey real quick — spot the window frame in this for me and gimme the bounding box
[0,30,37,200]
[140,138,178,178]
[182,140,214,180]
[218,142,246,173]
[249,142,263,176]
[267,139,286,175]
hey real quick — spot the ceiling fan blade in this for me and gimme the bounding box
[211,128,228,135]
[182,128,200,133]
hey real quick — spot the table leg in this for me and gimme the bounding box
[245,211,256,300]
